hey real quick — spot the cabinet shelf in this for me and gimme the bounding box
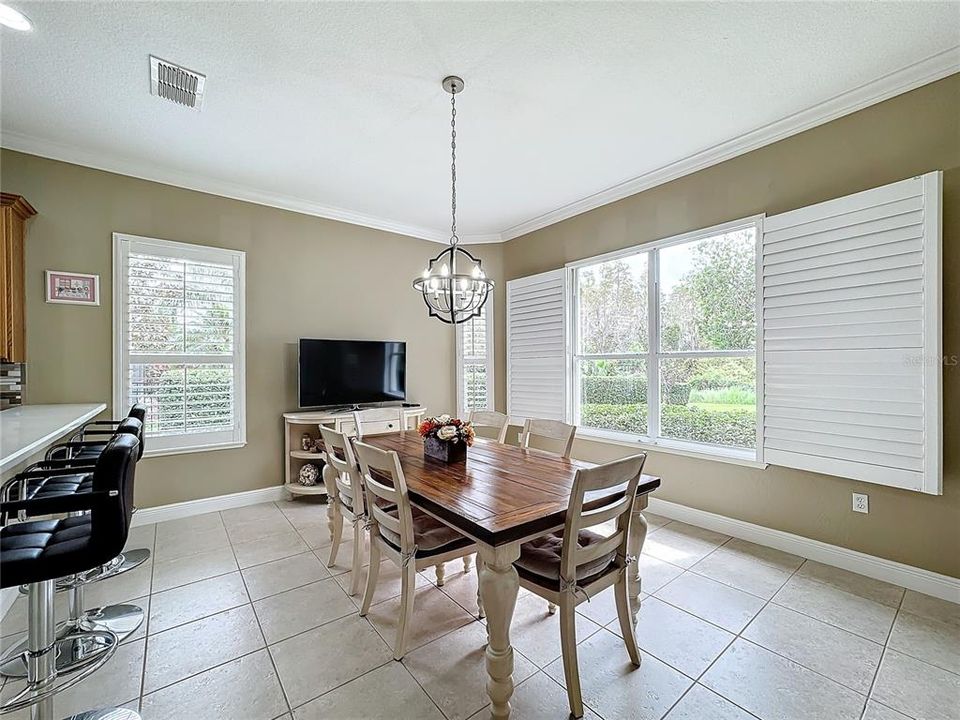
[284,482,327,497]
[290,450,323,460]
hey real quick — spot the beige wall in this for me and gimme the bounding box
[501,75,960,577]
[0,149,504,508]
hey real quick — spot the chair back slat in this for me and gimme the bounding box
[578,493,633,527]
[468,410,509,443]
[560,453,646,583]
[319,426,365,517]
[354,440,415,554]
[354,408,404,439]
[521,418,576,458]
[575,530,625,567]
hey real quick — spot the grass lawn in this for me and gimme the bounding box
[688,402,755,413]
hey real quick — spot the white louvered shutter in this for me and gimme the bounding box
[761,172,941,494]
[114,234,246,454]
[507,269,568,423]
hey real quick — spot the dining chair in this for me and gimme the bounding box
[353,407,404,439]
[319,425,369,595]
[520,418,576,458]
[512,453,646,718]
[354,439,483,660]
[352,407,453,584]
[468,409,510,443]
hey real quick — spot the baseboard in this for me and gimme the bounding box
[647,498,960,604]
[131,485,288,527]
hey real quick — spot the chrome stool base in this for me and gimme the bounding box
[0,605,138,679]
[63,709,141,720]
[0,630,118,715]
[62,548,151,589]
[17,549,152,597]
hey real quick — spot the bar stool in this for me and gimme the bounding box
[0,420,146,679]
[0,433,143,720]
[46,405,147,463]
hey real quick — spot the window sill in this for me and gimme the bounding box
[143,441,247,460]
[574,429,768,469]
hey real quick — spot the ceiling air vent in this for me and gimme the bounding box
[149,56,206,110]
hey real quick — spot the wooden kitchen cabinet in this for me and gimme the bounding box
[1,194,36,363]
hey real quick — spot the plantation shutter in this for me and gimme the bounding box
[761,172,941,493]
[113,233,246,454]
[507,269,568,423]
[457,299,494,416]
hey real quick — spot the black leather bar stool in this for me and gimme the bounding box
[0,434,142,720]
[46,405,147,463]
[0,419,146,679]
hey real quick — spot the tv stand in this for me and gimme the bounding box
[280,404,426,503]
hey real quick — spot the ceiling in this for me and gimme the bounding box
[1,2,958,244]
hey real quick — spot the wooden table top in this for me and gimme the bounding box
[361,432,660,546]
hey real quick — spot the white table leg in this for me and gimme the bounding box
[478,542,521,720]
[628,494,650,628]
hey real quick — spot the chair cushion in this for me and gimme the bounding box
[0,515,103,588]
[26,473,93,502]
[380,507,471,557]
[514,529,617,590]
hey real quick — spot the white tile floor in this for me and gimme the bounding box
[1,500,958,720]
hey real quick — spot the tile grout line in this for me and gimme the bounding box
[858,589,907,720]
[654,546,809,720]
[233,503,294,718]
[135,522,157,713]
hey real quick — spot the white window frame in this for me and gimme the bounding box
[456,296,495,417]
[113,233,247,457]
[567,215,764,463]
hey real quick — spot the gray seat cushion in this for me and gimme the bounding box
[514,529,616,589]
[380,507,471,557]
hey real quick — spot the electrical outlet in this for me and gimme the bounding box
[852,493,869,514]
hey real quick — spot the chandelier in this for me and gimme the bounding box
[412,76,494,325]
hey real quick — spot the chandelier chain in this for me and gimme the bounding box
[450,90,458,245]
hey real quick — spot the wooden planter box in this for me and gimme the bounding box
[423,435,467,464]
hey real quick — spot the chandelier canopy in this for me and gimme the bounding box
[412,76,494,325]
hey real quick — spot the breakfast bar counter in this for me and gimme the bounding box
[0,403,107,476]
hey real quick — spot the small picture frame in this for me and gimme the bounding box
[45,270,100,306]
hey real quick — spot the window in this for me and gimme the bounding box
[456,298,494,416]
[113,233,246,455]
[571,218,760,458]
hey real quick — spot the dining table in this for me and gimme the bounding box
[361,432,661,720]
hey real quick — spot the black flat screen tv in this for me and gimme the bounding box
[298,338,406,408]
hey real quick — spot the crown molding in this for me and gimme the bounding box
[2,49,956,247]
[0,130,502,245]
[500,48,960,241]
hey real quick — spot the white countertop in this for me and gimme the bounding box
[0,403,107,473]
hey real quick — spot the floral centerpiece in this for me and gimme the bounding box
[417,414,475,463]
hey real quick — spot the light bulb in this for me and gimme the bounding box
[422,269,430,279]
[471,265,481,279]
[459,278,469,290]
[440,263,449,277]
[429,278,438,291]
[0,4,32,31]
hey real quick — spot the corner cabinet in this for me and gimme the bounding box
[0,194,36,363]
[281,406,426,499]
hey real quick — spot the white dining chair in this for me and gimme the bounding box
[512,453,646,718]
[520,418,576,458]
[319,425,370,595]
[354,440,483,660]
[468,409,510,443]
[352,407,453,584]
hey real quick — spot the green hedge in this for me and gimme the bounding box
[580,403,755,448]
[580,375,647,404]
